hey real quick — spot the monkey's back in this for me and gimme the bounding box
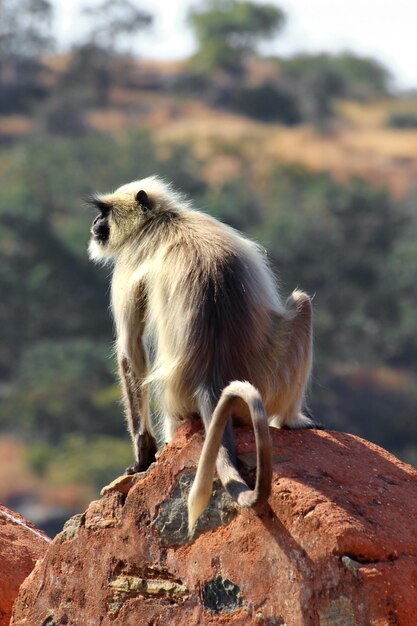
[144,210,283,400]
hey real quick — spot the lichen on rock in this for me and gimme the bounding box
[151,471,237,546]
[201,576,244,614]
[107,574,189,617]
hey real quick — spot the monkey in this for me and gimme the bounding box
[88,176,314,532]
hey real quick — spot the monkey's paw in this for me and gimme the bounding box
[125,432,158,474]
[100,474,139,496]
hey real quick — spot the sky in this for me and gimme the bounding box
[54,0,417,91]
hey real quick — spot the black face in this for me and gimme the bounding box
[89,198,110,244]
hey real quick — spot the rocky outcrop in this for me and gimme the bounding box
[11,421,417,625]
[0,504,50,626]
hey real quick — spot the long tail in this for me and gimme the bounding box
[188,381,272,533]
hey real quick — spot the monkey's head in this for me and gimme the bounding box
[88,176,183,263]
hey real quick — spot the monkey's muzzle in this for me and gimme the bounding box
[91,215,110,244]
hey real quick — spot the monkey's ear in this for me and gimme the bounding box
[136,189,153,212]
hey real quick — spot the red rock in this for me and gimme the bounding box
[11,422,417,625]
[0,504,50,626]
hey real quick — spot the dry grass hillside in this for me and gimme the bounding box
[2,57,417,198]
[86,90,417,198]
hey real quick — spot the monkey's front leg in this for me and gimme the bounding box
[118,352,157,474]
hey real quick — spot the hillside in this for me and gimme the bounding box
[2,57,417,198]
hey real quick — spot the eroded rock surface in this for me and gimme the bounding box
[0,504,50,626]
[11,421,417,625]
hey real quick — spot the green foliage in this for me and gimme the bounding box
[382,192,417,366]
[188,0,285,75]
[0,211,111,378]
[0,340,121,442]
[26,435,132,492]
[202,178,264,231]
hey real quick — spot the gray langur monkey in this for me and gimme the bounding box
[88,176,314,532]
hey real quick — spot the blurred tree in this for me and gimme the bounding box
[279,53,390,130]
[62,0,153,105]
[61,43,114,106]
[280,53,390,100]
[301,66,344,131]
[83,0,152,53]
[188,0,285,76]
[279,55,345,131]
[0,0,54,112]
[331,53,390,98]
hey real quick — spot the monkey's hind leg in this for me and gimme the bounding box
[269,290,318,430]
[119,356,157,474]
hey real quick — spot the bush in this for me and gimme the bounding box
[229,84,301,124]
[387,112,417,129]
[42,93,90,137]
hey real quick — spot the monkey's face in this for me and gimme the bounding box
[88,185,154,263]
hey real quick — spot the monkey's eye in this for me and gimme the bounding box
[97,202,111,216]
[87,195,111,216]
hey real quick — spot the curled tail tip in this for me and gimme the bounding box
[187,485,210,536]
[187,503,201,537]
